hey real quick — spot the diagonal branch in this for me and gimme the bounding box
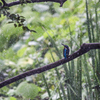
[1,0,7,6]
[0,43,100,88]
[1,0,67,8]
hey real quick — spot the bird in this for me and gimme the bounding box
[62,44,70,59]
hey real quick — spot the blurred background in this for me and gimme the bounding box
[0,0,100,100]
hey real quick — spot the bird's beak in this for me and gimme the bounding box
[62,44,65,47]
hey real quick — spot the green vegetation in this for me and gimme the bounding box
[0,0,100,100]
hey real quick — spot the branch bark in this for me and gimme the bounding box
[1,0,7,6]
[1,0,67,8]
[0,43,100,88]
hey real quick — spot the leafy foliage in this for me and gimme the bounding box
[0,1,36,33]
[15,81,40,99]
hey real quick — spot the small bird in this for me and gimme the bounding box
[62,44,70,59]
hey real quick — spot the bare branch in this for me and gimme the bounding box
[1,0,7,6]
[0,43,100,88]
[1,0,67,8]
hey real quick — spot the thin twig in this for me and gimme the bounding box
[0,43,100,88]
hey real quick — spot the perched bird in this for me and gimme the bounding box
[62,44,70,59]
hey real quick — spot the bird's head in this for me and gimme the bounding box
[62,44,69,49]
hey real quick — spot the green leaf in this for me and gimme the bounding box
[30,29,37,33]
[8,21,13,23]
[9,14,16,19]
[15,81,39,99]
[9,97,17,100]
[17,57,34,68]
[21,18,25,22]
[18,23,22,27]
[22,26,27,30]
[22,26,36,33]
[14,24,17,27]
[17,47,27,57]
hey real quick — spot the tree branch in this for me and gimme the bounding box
[0,43,100,88]
[1,0,7,6]
[1,0,67,8]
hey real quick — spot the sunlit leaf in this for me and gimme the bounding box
[9,97,17,100]
[16,81,39,99]
[17,47,27,57]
